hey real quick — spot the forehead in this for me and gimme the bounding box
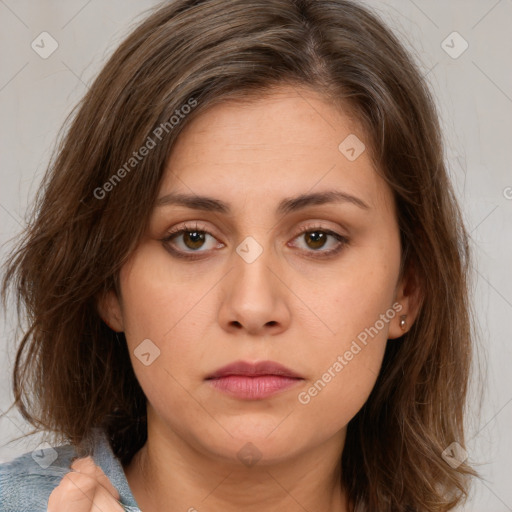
[170,86,360,155]
[159,86,394,216]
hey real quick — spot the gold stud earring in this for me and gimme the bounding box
[399,315,407,331]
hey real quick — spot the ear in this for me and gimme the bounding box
[388,261,423,340]
[96,289,124,332]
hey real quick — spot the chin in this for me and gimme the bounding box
[197,419,306,465]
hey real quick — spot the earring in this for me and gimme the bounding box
[399,315,407,331]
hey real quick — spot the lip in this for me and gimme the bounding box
[206,360,303,379]
[205,360,304,400]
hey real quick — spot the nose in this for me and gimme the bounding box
[217,245,291,337]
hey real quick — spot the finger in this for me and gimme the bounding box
[48,471,125,512]
[71,456,121,500]
[87,486,126,512]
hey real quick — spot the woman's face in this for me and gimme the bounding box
[102,85,414,466]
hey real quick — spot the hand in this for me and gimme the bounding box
[47,456,125,512]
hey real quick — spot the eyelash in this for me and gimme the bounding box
[160,222,349,261]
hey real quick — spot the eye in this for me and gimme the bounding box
[289,225,349,258]
[161,222,223,259]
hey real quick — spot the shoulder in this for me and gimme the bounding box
[0,442,77,512]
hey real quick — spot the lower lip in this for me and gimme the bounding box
[207,375,302,400]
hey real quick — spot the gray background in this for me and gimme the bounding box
[0,1,511,510]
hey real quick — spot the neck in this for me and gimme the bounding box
[124,421,349,512]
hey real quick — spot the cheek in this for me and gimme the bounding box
[295,340,386,442]
[333,236,400,334]
[117,247,212,396]
[307,258,399,349]
[295,265,397,429]
[291,255,398,433]
[118,243,213,342]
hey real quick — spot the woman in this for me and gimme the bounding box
[0,0,478,510]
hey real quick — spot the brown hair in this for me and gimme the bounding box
[2,0,479,510]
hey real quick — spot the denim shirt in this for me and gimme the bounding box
[0,428,142,512]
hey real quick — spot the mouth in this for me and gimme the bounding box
[205,360,304,400]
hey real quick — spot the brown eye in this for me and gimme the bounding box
[303,231,328,250]
[181,230,206,250]
[290,227,349,258]
[161,223,224,260]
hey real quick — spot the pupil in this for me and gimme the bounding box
[185,231,205,249]
[307,231,325,249]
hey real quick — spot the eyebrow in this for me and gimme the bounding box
[155,190,370,215]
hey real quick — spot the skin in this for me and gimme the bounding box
[48,457,123,512]
[98,85,421,512]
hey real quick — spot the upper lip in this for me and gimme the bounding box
[206,360,303,379]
